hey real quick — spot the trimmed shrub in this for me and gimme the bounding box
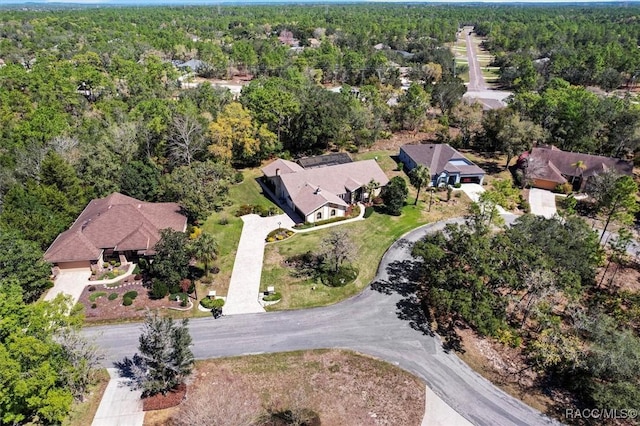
[346,144,359,153]
[122,297,133,306]
[210,266,220,275]
[200,298,216,309]
[218,216,229,225]
[200,298,225,310]
[555,182,573,194]
[133,265,141,274]
[108,293,118,301]
[263,292,282,302]
[134,274,143,281]
[87,285,96,292]
[234,171,244,183]
[453,182,462,189]
[150,279,169,299]
[321,266,358,287]
[454,192,462,198]
[88,291,106,302]
[211,298,225,309]
[363,206,374,218]
[91,303,97,309]
[123,290,138,300]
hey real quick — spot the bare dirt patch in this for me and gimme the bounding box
[78,282,187,323]
[455,327,559,416]
[144,349,425,426]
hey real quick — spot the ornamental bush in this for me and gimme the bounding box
[263,292,282,302]
[108,293,118,301]
[150,279,169,299]
[123,290,138,300]
[122,297,133,306]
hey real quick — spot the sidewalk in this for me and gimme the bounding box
[422,386,473,426]
[92,368,143,426]
[223,213,294,315]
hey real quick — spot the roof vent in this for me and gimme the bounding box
[314,187,321,194]
[137,204,142,208]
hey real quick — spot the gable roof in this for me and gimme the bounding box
[290,184,348,216]
[264,159,389,216]
[262,158,304,178]
[527,145,633,183]
[400,144,485,177]
[44,193,187,263]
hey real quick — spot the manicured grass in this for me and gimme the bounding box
[261,196,472,311]
[353,150,400,176]
[64,369,110,426]
[199,167,281,298]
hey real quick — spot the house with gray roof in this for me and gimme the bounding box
[44,193,187,272]
[399,143,485,186]
[262,157,389,224]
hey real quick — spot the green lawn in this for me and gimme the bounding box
[199,167,281,298]
[261,195,472,311]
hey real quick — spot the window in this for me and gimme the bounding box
[331,209,336,217]
[316,212,322,220]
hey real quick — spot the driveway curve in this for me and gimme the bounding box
[84,215,557,426]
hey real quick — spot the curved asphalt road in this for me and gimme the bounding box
[84,215,558,426]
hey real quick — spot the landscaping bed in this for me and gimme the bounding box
[143,383,187,412]
[78,282,186,323]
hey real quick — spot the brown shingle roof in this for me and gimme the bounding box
[528,146,633,184]
[400,144,486,177]
[44,193,187,263]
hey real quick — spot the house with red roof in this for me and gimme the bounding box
[518,145,633,191]
[44,193,187,272]
[262,155,389,224]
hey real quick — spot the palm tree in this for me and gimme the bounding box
[571,160,587,189]
[409,165,431,205]
[190,233,219,278]
[364,179,379,203]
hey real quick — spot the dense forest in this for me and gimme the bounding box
[1,3,640,423]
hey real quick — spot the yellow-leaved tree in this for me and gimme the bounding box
[208,102,278,166]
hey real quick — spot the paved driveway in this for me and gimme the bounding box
[459,183,507,214]
[44,269,91,304]
[223,213,294,315]
[92,368,143,426]
[84,215,556,426]
[528,189,557,218]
